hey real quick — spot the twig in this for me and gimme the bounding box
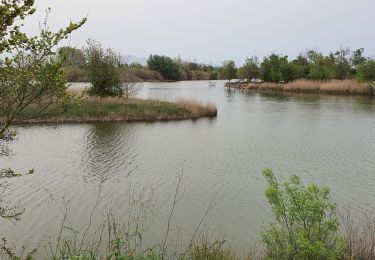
[161,165,185,259]
[79,181,103,251]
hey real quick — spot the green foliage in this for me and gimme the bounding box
[1,238,37,260]
[255,48,373,83]
[356,60,375,83]
[308,64,333,80]
[260,54,288,82]
[332,48,352,80]
[0,0,86,139]
[351,48,367,67]
[261,169,344,259]
[147,55,179,81]
[0,0,36,52]
[238,56,260,82]
[83,39,124,97]
[222,60,237,82]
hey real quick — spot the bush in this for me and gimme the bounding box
[261,169,344,259]
[131,67,164,81]
[147,55,180,81]
[222,60,237,82]
[308,64,333,80]
[260,54,288,82]
[356,60,375,83]
[83,39,124,97]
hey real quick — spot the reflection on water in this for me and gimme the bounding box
[81,123,139,183]
[1,80,375,250]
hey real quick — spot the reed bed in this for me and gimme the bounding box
[341,207,375,260]
[2,96,217,125]
[227,79,374,95]
[176,99,217,116]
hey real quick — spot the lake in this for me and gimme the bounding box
[1,80,375,251]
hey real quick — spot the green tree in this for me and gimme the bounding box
[83,39,124,97]
[57,46,85,67]
[356,60,375,83]
[0,0,85,222]
[292,55,310,79]
[0,1,86,139]
[308,64,333,80]
[332,48,351,80]
[261,169,344,259]
[147,55,179,81]
[222,60,237,82]
[238,56,260,82]
[352,48,367,67]
[260,54,289,82]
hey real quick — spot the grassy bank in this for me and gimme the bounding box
[3,97,217,125]
[226,79,374,95]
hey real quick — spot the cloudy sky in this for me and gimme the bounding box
[23,0,375,65]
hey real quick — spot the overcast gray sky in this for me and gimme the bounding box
[23,0,375,66]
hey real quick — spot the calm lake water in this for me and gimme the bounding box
[1,80,375,251]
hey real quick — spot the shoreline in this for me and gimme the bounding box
[4,97,217,126]
[226,79,374,96]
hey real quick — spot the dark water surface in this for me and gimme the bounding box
[1,80,375,250]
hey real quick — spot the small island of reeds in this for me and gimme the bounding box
[3,96,217,125]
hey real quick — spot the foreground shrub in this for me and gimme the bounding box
[261,169,344,259]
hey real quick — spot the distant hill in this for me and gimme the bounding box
[122,55,148,66]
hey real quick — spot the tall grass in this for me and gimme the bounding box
[341,206,375,259]
[227,79,374,95]
[2,96,217,125]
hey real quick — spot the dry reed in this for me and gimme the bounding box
[341,206,375,259]
[227,79,373,95]
[177,99,217,117]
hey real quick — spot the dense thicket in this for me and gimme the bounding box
[147,55,180,81]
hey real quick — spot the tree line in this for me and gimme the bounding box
[236,48,375,83]
[58,47,227,82]
[59,46,375,84]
